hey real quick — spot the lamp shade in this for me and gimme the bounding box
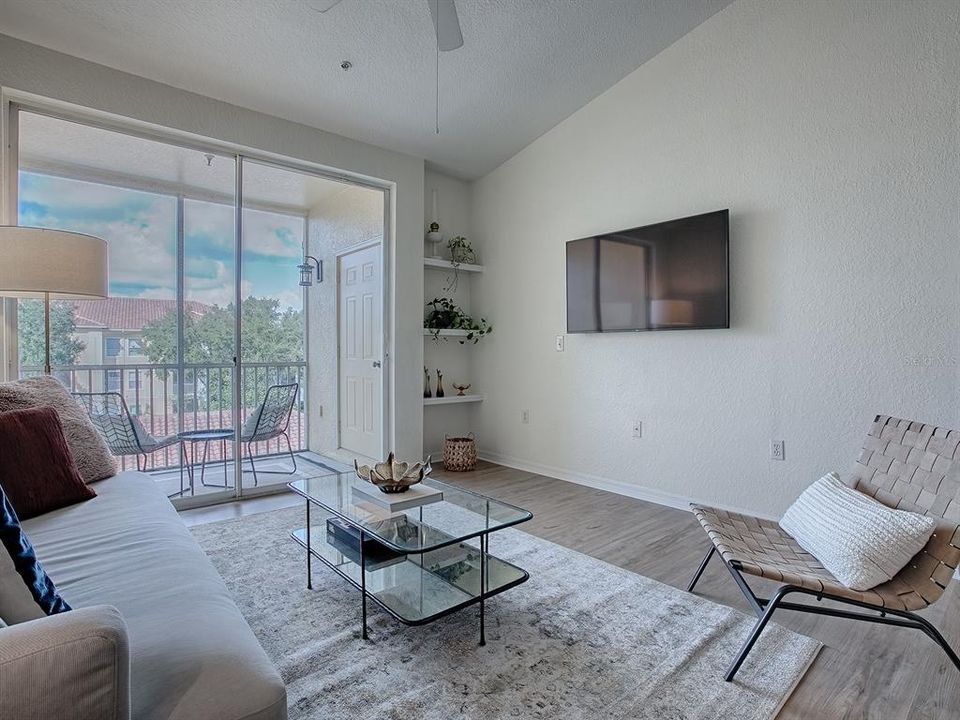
[0,226,108,299]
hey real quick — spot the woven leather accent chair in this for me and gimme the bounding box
[688,414,960,681]
[240,383,299,486]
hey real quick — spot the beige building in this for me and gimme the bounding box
[69,297,209,417]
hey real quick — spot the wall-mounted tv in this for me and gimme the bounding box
[566,209,729,333]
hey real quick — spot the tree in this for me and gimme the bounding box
[140,309,179,364]
[17,300,85,368]
[140,297,304,411]
[141,298,303,364]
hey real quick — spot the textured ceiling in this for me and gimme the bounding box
[0,0,732,179]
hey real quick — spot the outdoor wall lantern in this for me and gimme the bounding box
[298,256,323,287]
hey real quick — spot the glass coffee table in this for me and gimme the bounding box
[288,470,532,645]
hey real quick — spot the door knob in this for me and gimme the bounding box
[372,360,382,368]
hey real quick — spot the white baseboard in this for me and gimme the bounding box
[476,450,777,521]
[469,450,958,580]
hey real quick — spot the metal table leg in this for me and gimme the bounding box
[306,499,312,590]
[479,532,487,646]
[169,441,194,498]
[360,528,368,640]
[199,440,209,486]
[199,438,232,488]
[222,438,229,487]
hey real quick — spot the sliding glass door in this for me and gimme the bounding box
[238,159,310,491]
[10,104,389,507]
[14,108,240,505]
[239,158,387,472]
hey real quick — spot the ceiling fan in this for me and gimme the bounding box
[313,0,463,51]
[312,0,463,133]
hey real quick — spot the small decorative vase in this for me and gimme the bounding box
[453,383,471,396]
[426,223,442,258]
[423,367,432,399]
[436,369,445,398]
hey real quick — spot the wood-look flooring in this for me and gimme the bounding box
[181,461,960,719]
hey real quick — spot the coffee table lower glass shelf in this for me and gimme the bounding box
[290,524,528,632]
[288,472,532,644]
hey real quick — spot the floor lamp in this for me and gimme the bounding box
[0,226,108,374]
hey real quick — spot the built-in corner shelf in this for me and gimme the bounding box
[423,258,484,273]
[423,328,473,338]
[423,394,484,406]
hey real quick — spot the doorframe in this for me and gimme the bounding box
[335,235,389,462]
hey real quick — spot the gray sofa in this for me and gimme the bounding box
[0,471,287,720]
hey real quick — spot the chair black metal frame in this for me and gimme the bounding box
[73,391,179,473]
[687,414,960,683]
[687,545,960,681]
[240,383,299,486]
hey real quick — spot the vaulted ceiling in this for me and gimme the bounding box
[0,0,732,178]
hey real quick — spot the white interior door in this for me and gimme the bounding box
[339,244,382,459]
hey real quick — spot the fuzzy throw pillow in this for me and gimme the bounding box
[0,376,116,483]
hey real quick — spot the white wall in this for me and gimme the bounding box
[471,0,960,516]
[422,169,482,455]
[306,185,384,454]
[0,35,425,458]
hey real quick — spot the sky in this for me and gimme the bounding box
[18,171,306,310]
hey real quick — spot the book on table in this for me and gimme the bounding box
[351,482,443,512]
[326,516,406,571]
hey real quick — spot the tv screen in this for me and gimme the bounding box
[566,209,729,333]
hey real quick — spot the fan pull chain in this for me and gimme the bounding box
[436,30,440,134]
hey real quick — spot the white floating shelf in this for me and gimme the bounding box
[423,328,472,337]
[423,258,484,273]
[423,394,484,406]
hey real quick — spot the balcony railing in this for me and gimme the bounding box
[21,362,307,471]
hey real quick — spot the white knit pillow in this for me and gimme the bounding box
[779,472,936,591]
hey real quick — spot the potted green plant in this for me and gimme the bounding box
[424,297,492,344]
[444,236,476,292]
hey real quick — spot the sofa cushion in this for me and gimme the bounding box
[0,484,71,621]
[0,377,116,483]
[23,472,286,720]
[780,472,937,590]
[0,407,96,520]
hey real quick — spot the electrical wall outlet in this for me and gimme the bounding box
[771,440,785,461]
[521,409,530,425]
[555,334,565,352]
[632,420,642,438]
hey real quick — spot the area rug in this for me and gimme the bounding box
[192,507,820,719]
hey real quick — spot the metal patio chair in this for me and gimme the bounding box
[688,414,960,681]
[73,391,179,472]
[240,382,299,486]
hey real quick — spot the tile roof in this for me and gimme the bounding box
[72,298,211,331]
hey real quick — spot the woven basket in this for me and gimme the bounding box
[443,433,477,472]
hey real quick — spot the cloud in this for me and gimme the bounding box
[243,208,304,259]
[20,171,306,308]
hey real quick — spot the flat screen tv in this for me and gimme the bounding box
[566,209,729,333]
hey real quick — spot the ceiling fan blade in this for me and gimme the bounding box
[312,0,346,13]
[428,0,464,51]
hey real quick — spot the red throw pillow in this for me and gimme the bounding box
[0,407,96,520]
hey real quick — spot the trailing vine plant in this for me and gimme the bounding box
[424,297,493,344]
[443,236,476,293]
